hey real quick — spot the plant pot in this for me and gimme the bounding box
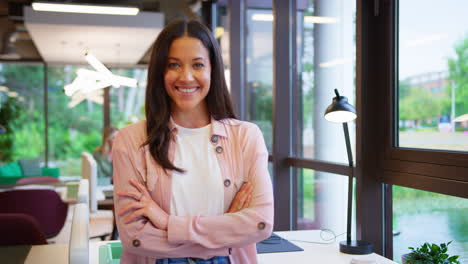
[401,253,410,264]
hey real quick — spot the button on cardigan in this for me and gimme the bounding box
[112,118,274,264]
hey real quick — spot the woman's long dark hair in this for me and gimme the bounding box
[143,20,236,173]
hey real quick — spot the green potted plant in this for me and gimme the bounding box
[402,241,460,264]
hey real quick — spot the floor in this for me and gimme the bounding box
[49,205,114,244]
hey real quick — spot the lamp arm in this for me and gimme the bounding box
[343,122,353,244]
[343,122,353,167]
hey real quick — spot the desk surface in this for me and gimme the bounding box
[257,231,396,264]
[89,230,397,264]
[0,181,113,205]
[0,244,69,264]
[26,244,69,264]
[1,230,398,264]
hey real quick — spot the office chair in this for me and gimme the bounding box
[0,189,68,239]
[0,213,48,246]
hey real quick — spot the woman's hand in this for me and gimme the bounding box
[116,178,169,230]
[227,182,254,213]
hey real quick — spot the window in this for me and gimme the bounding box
[47,65,103,177]
[246,8,273,152]
[366,0,468,258]
[393,185,468,263]
[110,68,147,128]
[0,63,45,164]
[293,0,357,233]
[296,0,357,164]
[398,0,468,152]
[297,169,355,237]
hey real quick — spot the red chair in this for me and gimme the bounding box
[16,176,60,185]
[0,189,68,238]
[0,213,48,246]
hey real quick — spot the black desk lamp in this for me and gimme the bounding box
[324,89,373,255]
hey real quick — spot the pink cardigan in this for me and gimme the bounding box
[112,118,274,264]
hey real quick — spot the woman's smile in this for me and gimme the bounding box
[175,86,199,94]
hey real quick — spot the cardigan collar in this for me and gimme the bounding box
[168,117,228,138]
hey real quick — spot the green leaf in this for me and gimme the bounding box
[431,243,440,254]
[405,241,460,264]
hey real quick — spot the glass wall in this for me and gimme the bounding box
[398,0,468,151]
[1,64,147,180]
[47,65,103,177]
[393,185,468,263]
[293,0,356,238]
[297,169,354,238]
[110,68,147,128]
[246,8,273,152]
[217,5,230,92]
[0,63,45,164]
[296,0,356,163]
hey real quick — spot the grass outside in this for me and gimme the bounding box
[301,169,315,221]
[399,131,468,152]
[392,186,468,229]
[299,167,468,230]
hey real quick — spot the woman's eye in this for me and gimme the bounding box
[167,63,179,69]
[193,63,205,69]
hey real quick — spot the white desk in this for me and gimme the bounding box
[257,231,396,264]
[24,244,69,264]
[89,230,397,264]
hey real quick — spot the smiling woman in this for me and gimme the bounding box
[164,36,212,126]
[112,20,274,264]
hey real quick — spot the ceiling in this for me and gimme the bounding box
[24,7,164,65]
[0,0,292,65]
[0,0,203,65]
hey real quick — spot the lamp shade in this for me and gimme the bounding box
[324,89,357,123]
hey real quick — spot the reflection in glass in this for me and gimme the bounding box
[297,0,356,164]
[393,185,468,263]
[398,0,468,152]
[297,169,354,240]
[246,8,273,152]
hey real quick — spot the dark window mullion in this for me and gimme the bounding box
[272,0,295,231]
[228,0,246,120]
[286,157,352,176]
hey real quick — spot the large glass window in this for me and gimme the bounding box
[296,0,356,164]
[297,169,354,238]
[246,8,273,152]
[398,0,468,151]
[217,5,230,92]
[110,68,147,127]
[0,63,45,164]
[393,185,468,263]
[47,65,103,177]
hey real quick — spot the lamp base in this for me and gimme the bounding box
[339,240,373,255]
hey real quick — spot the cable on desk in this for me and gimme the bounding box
[289,229,346,245]
[258,229,346,245]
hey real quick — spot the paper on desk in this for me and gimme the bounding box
[350,256,378,264]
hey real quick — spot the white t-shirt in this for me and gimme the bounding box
[170,122,225,217]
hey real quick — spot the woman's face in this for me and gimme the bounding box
[107,132,117,149]
[164,36,211,114]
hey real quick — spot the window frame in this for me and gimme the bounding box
[359,0,468,259]
[379,0,468,199]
